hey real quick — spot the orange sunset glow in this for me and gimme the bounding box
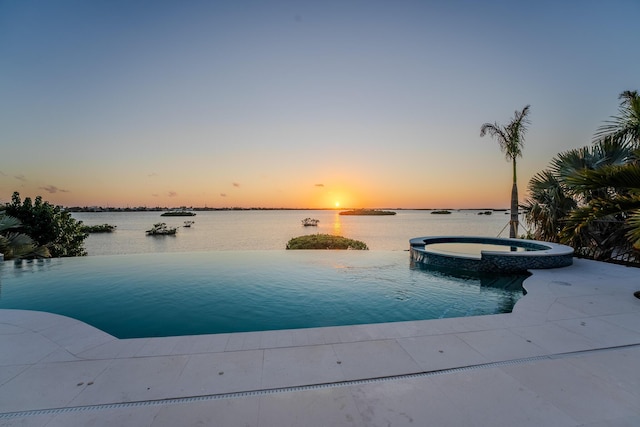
[1,2,638,209]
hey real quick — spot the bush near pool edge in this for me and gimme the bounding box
[286,234,368,250]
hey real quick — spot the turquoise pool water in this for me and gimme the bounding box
[0,251,526,338]
[424,242,533,257]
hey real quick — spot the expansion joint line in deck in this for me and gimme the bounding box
[2,342,638,420]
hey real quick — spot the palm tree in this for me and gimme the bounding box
[561,149,640,255]
[480,105,531,238]
[523,90,640,263]
[523,139,633,251]
[593,90,640,148]
[522,170,576,242]
[0,214,50,260]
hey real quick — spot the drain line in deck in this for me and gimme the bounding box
[2,343,638,420]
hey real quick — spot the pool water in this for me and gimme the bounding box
[426,242,534,257]
[0,251,526,338]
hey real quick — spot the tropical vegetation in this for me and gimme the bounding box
[146,222,177,235]
[301,218,319,226]
[3,192,87,257]
[80,224,117,233]
[481,105,531,238]
[0,214,50,260]
[161,209,196,216]
[286,234,368,250]
[523,90,640,263]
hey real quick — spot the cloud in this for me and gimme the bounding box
[168,191,177,197]
[14,175,26,182]
[315,184,324,187]
[152,193,159,197]
[39,185,69,194]
[0,170,6,176]
[148,172,158,177]
[220,193,227,197]
[232,182,240,188]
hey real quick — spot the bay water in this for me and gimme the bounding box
[73,209,516,255]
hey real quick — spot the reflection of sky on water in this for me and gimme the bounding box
[73,210,516,255]
[0,251,525,338]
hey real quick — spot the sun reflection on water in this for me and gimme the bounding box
[332,212,342,236]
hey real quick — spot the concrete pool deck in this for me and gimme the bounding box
[1,258,639,426]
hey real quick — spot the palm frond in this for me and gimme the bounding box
[480,105,530,161]
[0,215,51,259]
[626,209,640,250]
[549,147,595,179]
[522,170,576,242]
[480,123,509,155]
[564,163,640,192]
[560,195,640,246]
[0,214,23,232]
[593,90,640,147]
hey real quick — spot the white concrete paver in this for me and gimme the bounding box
[0,332,61,366]
[1,258,639,426]
[258,387,363,427]
[332,339,421,380]
[601,311,640,332]
[564,346,640,399]
[429,367,579,427]
[68,355,190,406]
[510,322,598,354]
[553,316,640,347]
[456,327,548,361]
[177,350,265,395]
[0,359,112,412]
[397,333,489,371]
[501,356,640,424]
[262,345,344,388]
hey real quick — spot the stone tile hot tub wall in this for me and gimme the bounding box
[410,236,574,273]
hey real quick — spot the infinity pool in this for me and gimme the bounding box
[0,251,527,338]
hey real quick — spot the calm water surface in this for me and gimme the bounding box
[0,251,525,338]
[73,210,516,255]
[0,210,527,338]
[425,242,532,256]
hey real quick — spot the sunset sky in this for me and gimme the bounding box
[1,0,639,209]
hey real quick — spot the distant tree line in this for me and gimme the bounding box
[66,206,320,212]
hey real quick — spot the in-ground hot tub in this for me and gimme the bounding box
[410,236,574,273]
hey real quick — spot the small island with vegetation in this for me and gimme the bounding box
[80,224,117,233]
[339,209,396,216]
[286,234,368,250]
[161,209,196,217]
[431,210,452,215]
[146,222,177,235]
[301,218,319,226]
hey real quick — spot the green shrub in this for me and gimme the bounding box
[80,224,116,233]
[4,192,87,257]
[286,234,368,250]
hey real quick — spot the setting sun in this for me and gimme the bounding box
[335,202,340,208]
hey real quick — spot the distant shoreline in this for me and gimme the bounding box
[66,207,510,213]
